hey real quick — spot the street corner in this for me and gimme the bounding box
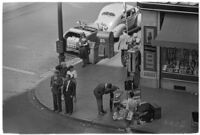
[3,2,199,134]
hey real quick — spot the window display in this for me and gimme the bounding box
[161,47,198,77]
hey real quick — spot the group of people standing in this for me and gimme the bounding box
[50,62,119,116]
[50,62,77,115]
[50,32,90,114]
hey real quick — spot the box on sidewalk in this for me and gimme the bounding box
[133,89,141,97]
[151,103,161,119]
[191,111,198,131]
[137,102,152,113]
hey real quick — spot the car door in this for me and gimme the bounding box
[126,10,133,28]
[121,9,135,29]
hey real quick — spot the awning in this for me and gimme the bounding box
[152,13,198,49]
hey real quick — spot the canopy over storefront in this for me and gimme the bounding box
[152,13,198,49]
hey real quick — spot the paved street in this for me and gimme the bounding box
[3,90,123,133]
[2,3,126,133]
[3,2,198,134]
[3,2,111,99]
[3,3,114,100]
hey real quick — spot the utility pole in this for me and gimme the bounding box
[56,2,65,64]
[123,2,128,34]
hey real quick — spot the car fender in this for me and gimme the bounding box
[112,23,126,38]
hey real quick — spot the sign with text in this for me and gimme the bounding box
[144,51,157,71]
[143,26,157,71]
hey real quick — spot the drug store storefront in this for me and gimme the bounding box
[137,2,198,93]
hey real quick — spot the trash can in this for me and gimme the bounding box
[96,31,114,58]
[89,41,99,64]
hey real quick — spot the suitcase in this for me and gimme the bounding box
[138,102,154,122]
[151,103,161,119]
[140,111,154,122]
[137,102,152,113]
[191,112,198,131]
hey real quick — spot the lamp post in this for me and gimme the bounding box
[123,2,128,34]
[56,2,65,64]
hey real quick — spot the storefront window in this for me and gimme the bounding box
[161,47,198,79]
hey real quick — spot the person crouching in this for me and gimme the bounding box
[63,74,76,115]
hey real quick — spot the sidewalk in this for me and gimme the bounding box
[34,52,198,133]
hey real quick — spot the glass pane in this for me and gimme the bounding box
[161,47,198,76]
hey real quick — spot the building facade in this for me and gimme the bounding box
[137,2,198,93]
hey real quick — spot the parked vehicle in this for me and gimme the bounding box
[92,3,141,41]
[63,3,141,53]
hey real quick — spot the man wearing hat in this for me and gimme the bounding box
[55,62,69,79]
[93,83,118,115]
[67,65,77,101]
[50,70,63,112]
[79,32,90,67]
[63,73,76,115]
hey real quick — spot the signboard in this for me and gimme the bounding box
[56,40,64,53]
[144,51,156,71]
[143,26,157,71]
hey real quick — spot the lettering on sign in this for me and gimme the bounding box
[144,51,156,71]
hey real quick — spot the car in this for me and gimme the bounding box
[64,3,141,53]
[92,3,141,41]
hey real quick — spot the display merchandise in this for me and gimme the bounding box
[161,47,198,77]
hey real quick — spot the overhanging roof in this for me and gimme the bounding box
[152,13,198,49]
[137,2,198,14]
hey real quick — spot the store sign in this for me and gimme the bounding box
[144,51,156,71]
[143,26,157,71]
[56,40,64,53]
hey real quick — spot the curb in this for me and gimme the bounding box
[31,89,152,133]
[30,58,152,133]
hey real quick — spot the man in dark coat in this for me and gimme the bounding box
[63,74,76,115]
[50,70,63,112]
[79,33,90,67]
[93,83,115,115]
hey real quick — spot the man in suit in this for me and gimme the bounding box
[93,83,117,115]
[63,73,76,115]
[50,70,63,112]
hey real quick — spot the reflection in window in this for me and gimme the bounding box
[161,47,198,76]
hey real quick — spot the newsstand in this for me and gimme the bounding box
[89,41,99,64]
